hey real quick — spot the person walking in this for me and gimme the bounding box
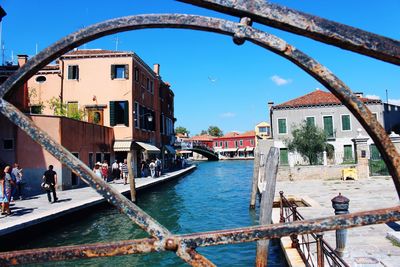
[12,163,23,200]
[101,161,108,182]
[42,165,58,203]
[155,158,162,177]
[120,159,129,185]
[149,160,156,178]
[93,162,102,178]
[2,166,13,215]
[0,169,11,216]
[111,160,120,182]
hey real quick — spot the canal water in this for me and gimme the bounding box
[15,160,287,266]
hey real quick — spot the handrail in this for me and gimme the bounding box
[279,191,349,267]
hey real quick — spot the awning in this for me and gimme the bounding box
[238,148,246,152]
[113,140,133,152]
[246,147,255,152]
[179,150,192,154]
[136,141,160,153]
[223,148,238,152]
[164,145,176,154]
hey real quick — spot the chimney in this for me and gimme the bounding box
[268,101,274,111]
[153,64,160,76]
[354,92,364,98]
[17,54,28,67]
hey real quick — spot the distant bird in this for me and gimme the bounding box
[208,76,217,83]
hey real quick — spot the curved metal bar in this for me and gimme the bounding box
[1,14,398,196]
[0,13,399,266]
[176,205,400,248]
[0,238,162,266]
[178,0,400,66]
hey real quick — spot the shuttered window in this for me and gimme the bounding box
[67,65,79,80]
[278,118,287,134]
[111,65,129,79]
[306,117,315,126]
[341,114,351,131]
[109,101,129,126]
[280,148,289,165]
[343,145,353,161]
[67,101,78,117]
[323,116,334,138]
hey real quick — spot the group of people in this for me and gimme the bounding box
[140,158,162,178]
[93,159,129,185]
[0,163,23,216]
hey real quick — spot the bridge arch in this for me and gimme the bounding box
[0,12,399,265]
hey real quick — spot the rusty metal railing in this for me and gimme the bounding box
[279,191,349,267]
[0,1,399,266]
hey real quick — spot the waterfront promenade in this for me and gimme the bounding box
[274,176,400,267]
[0,165,196,238]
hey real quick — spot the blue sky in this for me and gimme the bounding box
[1,0,399,135]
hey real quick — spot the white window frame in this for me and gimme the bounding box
[340,114,352,132]
[277,118,288,135]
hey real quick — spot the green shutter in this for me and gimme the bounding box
[68,66,72,79]
[124,101,129,126]
[76,66,79,80]
[278,119,286,134]
[109,101,116,126]
[343,145,353,161]
[280,148,289,165]
[306,117,315,126]
[323,116,334,138]
[342,115,351,131]
[111,65,115,80]
[124,65,129,79]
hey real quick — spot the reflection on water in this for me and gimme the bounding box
[14,160,287,267]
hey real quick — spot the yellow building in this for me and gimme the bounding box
[254,121,271,145]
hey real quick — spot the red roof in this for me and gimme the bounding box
[273,90,381,109]
[189,134,214,141]
[62,49,132,57]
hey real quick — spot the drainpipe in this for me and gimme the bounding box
[58,58,64,103]
[268,102,274,138]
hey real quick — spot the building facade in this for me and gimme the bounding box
[28,49,176,176]
[270,89,400,165]
[255,121,271,144]
[213,131,256,159]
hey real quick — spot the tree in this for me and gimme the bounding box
[285,121,328,165]
[207,125,223,137]
[47,97,84,120]
[175,126,190,136]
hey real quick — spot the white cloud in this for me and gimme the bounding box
[389,99,400,106]
[270,75,292,86]
[365,94,381,100]
[220,112,236,118]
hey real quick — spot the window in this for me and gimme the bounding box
[239,140,243,146]
[235,141,239,148]
[343,145,353,162]
[150,81,154,94]
[146,78,150,91]
[88,153,94,169]
[224,141,228,148]
[109,101,129,126]
[278,118,287,134]
[134,102,139,128]
[372,113,378,121]
[67,101,78,117]
[161,114,165,134]
[3,139,13,150]
[111,64,129,79]
[215,142,218,147]
[323,116,334,138]
[280,148,289,165]
[306,116,315,126]
[341,114,351,131]
[67,65,79,80]
[95,152,102,163]
[259,127,267,133]
[250,139,254,146]
[134,68,139,82]
[35,76,46,83]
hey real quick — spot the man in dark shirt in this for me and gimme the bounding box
[42,165,58,203]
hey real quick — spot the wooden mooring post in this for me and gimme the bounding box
[127,151,136,202]
[255,147,279,267]
[250,149,261,209]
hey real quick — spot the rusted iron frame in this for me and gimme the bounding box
[0,13,399,265]
[320,239,349,267]
[178,0,400,66]
[175,205,400,248]
[0,238,161,266]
